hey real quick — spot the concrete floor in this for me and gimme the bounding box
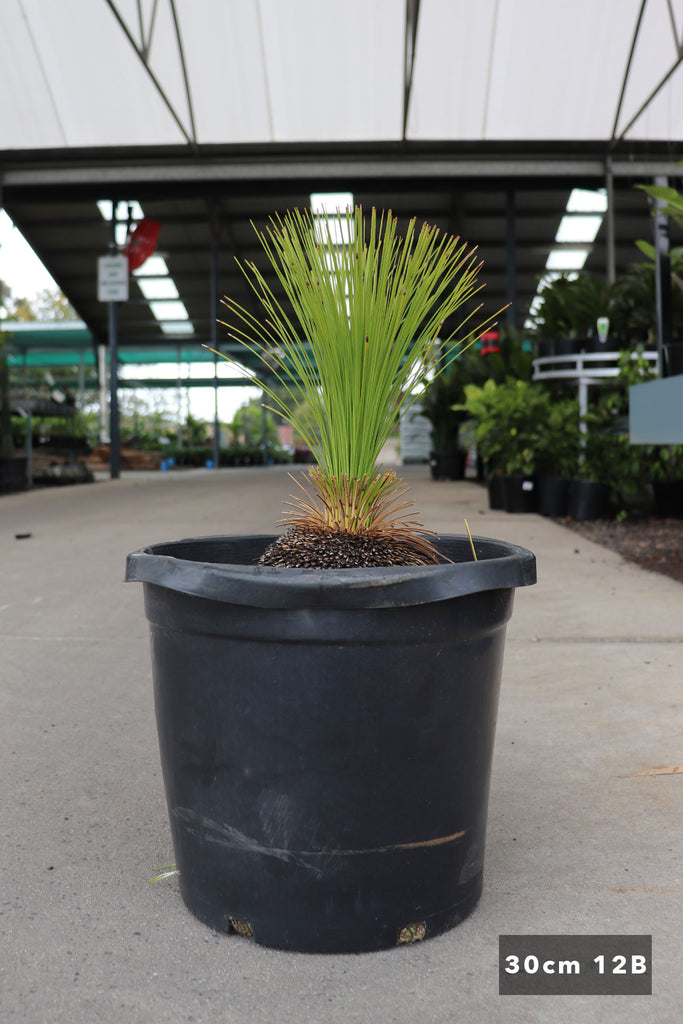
[1,464,681,1024]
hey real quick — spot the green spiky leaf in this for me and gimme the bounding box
[211,206,502,550]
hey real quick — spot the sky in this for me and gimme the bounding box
[0,210,260,424]
[0,210,59,297]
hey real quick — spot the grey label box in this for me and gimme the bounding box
[499,935,652,995]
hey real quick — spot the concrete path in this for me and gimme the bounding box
[1,464,681,1024]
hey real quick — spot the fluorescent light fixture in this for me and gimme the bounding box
[149,300,190,322]
[314,218,353,245]
[546,249,589,271]
[555,215,603,244]
[525,188,604,324]
[159,321,193,335]
[310,192,354,215]
[149,299,194,336]
[97,199,145,222]
[133,256,169,277]
[311,192,355,244]
[137,277,179,301]
[566,188,608,214]
[120,200,143,220]
[97,198,145,247]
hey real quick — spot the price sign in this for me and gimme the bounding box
[97,255,129,302]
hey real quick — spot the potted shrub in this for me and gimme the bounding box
[454,380,509,507]
[422,327,535,483]
[650,445,683,517]
[420,358,469,480]
[569,399,622,520]
[126,207,536,953]
[567,346,660,520]
[458,378,548,512]
[534,397,581,517]
[529,273,617,356]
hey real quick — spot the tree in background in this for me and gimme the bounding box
[2,287,79,323]
[230,397,278,446]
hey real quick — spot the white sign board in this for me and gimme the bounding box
[97,254,129,302]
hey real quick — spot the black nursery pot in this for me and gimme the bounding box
[653,479,683,518]
[487,474,506,509]
[568,479,610,521]
[501,475,538,514]
[538,477,570,517]
[126,534,536,953]
[0,456,28,494]
[429,449,466,480]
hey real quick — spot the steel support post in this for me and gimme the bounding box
[211,240,220,470]
[653,175,672,378]
[506,189,517,330]
[108,212,121,479]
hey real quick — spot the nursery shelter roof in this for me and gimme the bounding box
[1,0,683,374]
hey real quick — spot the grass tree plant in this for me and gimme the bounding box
[209,205,500,567]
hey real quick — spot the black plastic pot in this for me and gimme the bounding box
[429,449,466,480]
[568,479,609,521]
[0,456,28,494]
[653,479,683,518]
[538,477,570,517]
[487,474,505,509]
[126,534,535,953]
[501,475,538,514]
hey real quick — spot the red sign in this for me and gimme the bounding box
[124,218,161,270]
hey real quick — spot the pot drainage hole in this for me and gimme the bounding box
[398,922,426,944]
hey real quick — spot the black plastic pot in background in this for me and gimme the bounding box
[653,479,683,518]
[545,338,580,356]
[429,449,466,481]
[126,534,536,954]
[487,474,505,509]
[538,477,569,517]
[501,475,538,514]
[568,479,610,521]
[583,336,621,368]
[0,456,28,495]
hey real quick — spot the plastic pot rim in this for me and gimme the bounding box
[125,533,536,610]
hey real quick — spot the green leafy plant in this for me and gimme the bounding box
[635,182,683,274]
[476,324,535,382]
[581,393,646,498]
[578,347,657,501]
[420,360,469,454]
[420,327,535,457]
[631,180,683,341]
[229,398,279,447]
[534,396,581,480]
[529,274,614,341]
[609,259,683,344]
[457,378,549,478]
[210,206,500,566]
[649,444,683,482]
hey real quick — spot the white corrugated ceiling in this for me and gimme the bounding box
[1,0,682,151]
